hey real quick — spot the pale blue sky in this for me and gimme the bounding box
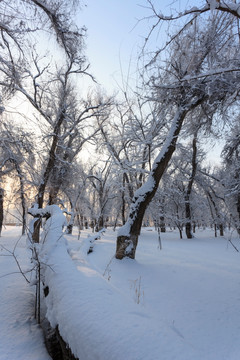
[78,0,193,92]
[76,1,222,164]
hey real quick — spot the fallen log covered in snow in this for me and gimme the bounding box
[36,206,197,360]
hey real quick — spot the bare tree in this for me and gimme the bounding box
[0,0,86,56]
[184,132,199,238]
[221,119,240,234]
[115,14,240,259]
[144,0,240,65]
[0,121,34,234]
[0,0,90,240]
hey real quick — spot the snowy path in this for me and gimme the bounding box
[0,227,51,360]
[0,226,240,360]
[66,227,240,360]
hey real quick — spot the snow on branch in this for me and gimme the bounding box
[31,0,86,60]
[147,0,240,21]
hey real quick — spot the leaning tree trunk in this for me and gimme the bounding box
[185,133,198,239]
[116,106,188,259]
[115,95,206,260]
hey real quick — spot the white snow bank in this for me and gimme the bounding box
[1,225,240,360]
[66,227,240,360]
[40,208,193,359]
[80,228,106,255]
[37,205,68,263]
[44,239,199,360]
[0,227,51,360]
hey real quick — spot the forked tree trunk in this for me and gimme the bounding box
[116,106,189,259]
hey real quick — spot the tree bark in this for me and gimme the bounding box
[115,93,206,259]
[237,193,240,235]
[32,110,65,243]
[159,197,166,232]
[178,226,183,239]
[121,176,126,225]
[206,190,224,237]
[185,133,198,239]
[0,188,3,236]
[116,106,188,259]
[160,215,166,232]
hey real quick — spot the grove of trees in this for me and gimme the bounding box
[0,0,239,258]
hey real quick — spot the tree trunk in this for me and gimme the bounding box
[219,223,224,236]
[160,215,166,232]
[121,176,126,225]
[206,190,224,238]
[185,218,192,239]
[237,193,240,235]
[0,188,3,236]
[116,106,188,259]
[179,227,183,239]
[97,214,104,232]
[193,221,196,233]
[185,133,198,239]
[66,223,73,234]
[115,94,206,259]
[32,110,66,243]
[66,203,75,235]
[159,197,166,232]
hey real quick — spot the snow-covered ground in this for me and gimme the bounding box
[0,226,51,360]
[1,225,240,360]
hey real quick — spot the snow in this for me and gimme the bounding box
[117,220,131,237]
[1,224,240,360]
[39,204,67,256]
[0,226,51,360]
[208,0,220,11]
[117,109,184,238]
